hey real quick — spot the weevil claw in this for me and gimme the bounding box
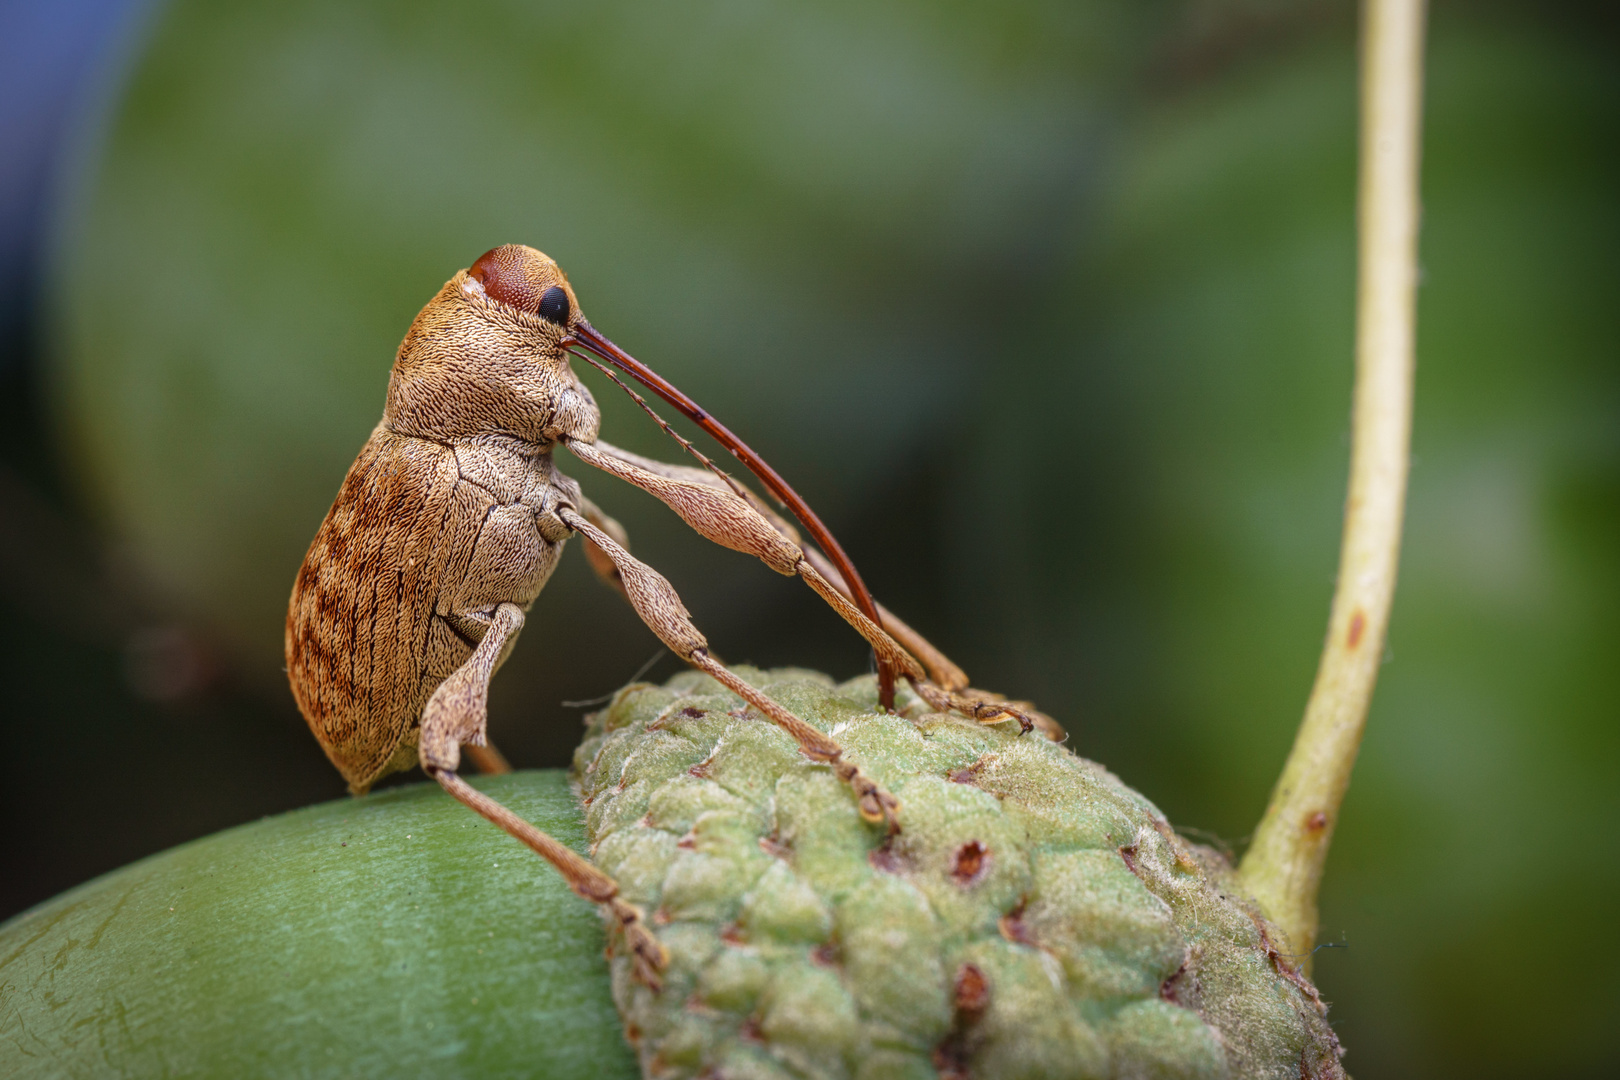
[611,897,669,992]
[845,767,901,832]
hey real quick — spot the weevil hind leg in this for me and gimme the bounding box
[558,505,901,829]
[418,600,667,988]
[431,771,667,989]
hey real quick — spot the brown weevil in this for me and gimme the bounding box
[286,244,1052,988]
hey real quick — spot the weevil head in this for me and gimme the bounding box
[384,244,598,445]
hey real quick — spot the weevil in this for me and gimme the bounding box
[286,245,1054,988]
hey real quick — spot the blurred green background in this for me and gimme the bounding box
[1,0,1615,1076]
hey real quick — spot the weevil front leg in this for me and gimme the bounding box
[576,443,970,692]
[418,601,668,988]
[558,506,900,829]
[565,438,1060,737]
[565,438,924,684]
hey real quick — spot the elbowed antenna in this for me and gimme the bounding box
[564,319,900,709]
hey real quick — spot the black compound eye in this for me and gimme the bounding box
[538,285,571,326]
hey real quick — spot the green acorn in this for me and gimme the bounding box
[575,668,1344,1080]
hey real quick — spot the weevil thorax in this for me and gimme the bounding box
[383,244,600,447]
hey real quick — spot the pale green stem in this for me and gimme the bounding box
[1237,0,1425,972]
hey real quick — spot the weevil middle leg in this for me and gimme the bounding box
[558,505,900,827]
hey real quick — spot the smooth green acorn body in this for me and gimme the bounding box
[577,670,1343,1080]
[0,771,634,1079]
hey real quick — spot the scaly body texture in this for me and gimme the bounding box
[577,670,1345,1080]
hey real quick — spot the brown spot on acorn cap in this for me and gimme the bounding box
[951,840,989,885]
[947,753,994,786]
[935,964,991,1080]
[954,963,990,1013]
[1160,956,1193,1006]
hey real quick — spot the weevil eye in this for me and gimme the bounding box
[538,286,571,326]
[468,246,539,312]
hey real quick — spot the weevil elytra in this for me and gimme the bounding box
[285,245,1055,988]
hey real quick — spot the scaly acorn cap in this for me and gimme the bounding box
[574,669,1344,1080]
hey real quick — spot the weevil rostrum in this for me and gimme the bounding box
[286,245,1056,989]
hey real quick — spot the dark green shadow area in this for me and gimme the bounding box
[0,770,634,1079]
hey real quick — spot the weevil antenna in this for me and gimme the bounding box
[575,352,755,505]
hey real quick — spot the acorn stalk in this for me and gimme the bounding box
[1237,0,1426,966]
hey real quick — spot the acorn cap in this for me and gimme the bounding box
[575,669,1344,1080]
